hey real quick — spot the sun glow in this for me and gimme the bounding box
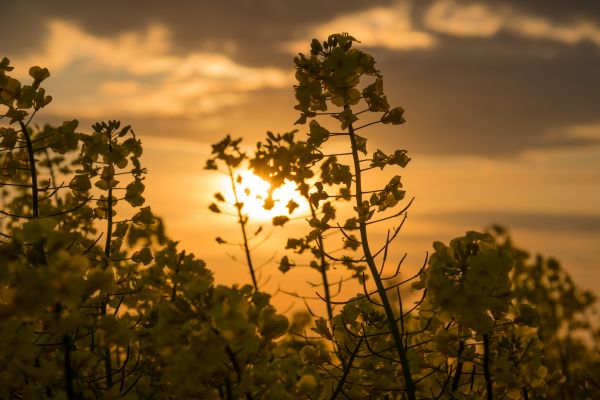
[221,169,309,220]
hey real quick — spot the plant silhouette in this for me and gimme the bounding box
[0,34,598,399]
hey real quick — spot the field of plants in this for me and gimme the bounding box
[1,34,598,399]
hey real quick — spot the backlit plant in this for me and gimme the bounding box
[1,31,598,400]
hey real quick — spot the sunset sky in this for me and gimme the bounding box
[3,0,599,308]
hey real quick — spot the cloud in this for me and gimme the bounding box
[421,210,600,234]
[11,20,291,119]
[425,0,600,47]
[286,3,436,53]
[544,121,600,142]
[424,1,503,38]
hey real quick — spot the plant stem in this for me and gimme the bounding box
[20,121,47,266]
[309,201,333,322]
[227,165,258,290]
[451,340,465,391]
[346,113,416,400]
[102,134,114,389]
[483,334,493,400]
[63,334,75,400]
[330,337,363,400]
[19,121,39,218]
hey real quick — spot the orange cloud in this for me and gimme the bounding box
[425,0,600,46]
[12,20,291,119]
[286,3,436,53]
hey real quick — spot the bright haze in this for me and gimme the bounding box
[3,0,599,303]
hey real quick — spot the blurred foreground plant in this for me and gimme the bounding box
[1,32,598,400]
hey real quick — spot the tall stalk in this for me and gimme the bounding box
[347,117,416,399]
[101,131,114,388]
[227,164,258,290]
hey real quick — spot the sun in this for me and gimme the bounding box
[221,169,309,220]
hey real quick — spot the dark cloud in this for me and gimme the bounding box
[1,0,391,67]
[373,34,600,155]
[421,210,600,234]
[4,0,600,156]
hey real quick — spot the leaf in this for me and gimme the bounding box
[279,256,294,273]
[215,237,226,244]
[214,192,225,202]
[0,128,17,149]
[286,199,299,214]
[334,108,358,129]
[132,206,154,225]
[69,174,91,192]
[208,203,221,213]
[263,196,275,210]
[132,247,153,265]
[113,221,129,238]
[125,180,145,207]
[308,120,330,147]
[272,215,289,226]
[28,66,50,89]
[381,106,405,125]
[515,304,539,327]
[355,134,367,155]
[311,317,333,340]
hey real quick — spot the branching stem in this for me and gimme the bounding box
[227,165,258,290]
[346,110,416,400]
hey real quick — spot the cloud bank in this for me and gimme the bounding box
[13,20,291,119]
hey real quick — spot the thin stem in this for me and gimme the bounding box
[19,121,40,218]
[330,337,363,400]
[63,334,75,400]
[228,165,258,290]
[451,340,465,391]
[483,334,493,400]
[309,201,333,322]
[102,133,114,389]
[346,109,416,400]
[19,121,47,266]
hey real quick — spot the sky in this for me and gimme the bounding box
[2,0,599,310]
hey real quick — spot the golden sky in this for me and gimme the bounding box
[3,0,599,310]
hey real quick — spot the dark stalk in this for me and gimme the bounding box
[483,334,493,400]
[63,334,75,400]
[346,108,416,400]
[330,337,363,400]
[101,132,114,389]
[19,121,39,218]
[227,165,258,290]
[451,340,465,391]
[19,120,47,266]
[309,201,333,322]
